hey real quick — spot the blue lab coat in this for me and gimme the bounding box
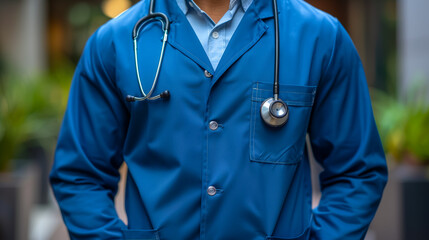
[50,0,388,239]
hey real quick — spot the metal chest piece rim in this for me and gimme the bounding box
[260,98,289,127]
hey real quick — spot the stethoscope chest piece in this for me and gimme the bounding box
[260,98,289,127]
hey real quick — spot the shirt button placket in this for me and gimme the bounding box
[211,31,219,39]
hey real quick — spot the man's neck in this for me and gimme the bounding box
[194,0,230,23]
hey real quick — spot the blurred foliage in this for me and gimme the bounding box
[372,80,429,165]
[0,62,73,172]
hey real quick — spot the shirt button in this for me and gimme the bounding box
[207,186,217,196]
[209,121,218,131]
[204,70,213,78]
[212,31,219,39]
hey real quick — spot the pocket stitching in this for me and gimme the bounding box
[250,82,255,160]
[266,214,313,240]
[250,137,301,164]
[253,88,315,94]
[251,85,316,107]
[252,97,314,106]
[251,82,259,161]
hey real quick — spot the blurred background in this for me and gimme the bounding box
[0,0,428,239]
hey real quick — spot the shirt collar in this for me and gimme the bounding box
[177,0,253,15]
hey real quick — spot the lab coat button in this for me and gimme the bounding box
[207,186,217,196]
[209,121,218,130]
[204,70,213,78]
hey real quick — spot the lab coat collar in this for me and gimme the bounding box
[150,0,278,75]
[165,0,276,21]
[176,0,254,15]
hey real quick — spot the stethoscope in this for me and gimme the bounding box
[126,0,289,128]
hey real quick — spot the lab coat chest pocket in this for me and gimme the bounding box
[250,82,316,164]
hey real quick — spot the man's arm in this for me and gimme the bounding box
[309,20,388,240]
[50,26,129,239]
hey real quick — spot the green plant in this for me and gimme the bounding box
[403,109,429,162]
[0,64,73,172]
[372,82,429,165]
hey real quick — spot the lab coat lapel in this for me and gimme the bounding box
[211,0,275,86]
[168,19,214,73]
[162,0,214,73]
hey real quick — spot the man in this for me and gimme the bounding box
[50,0,388,239]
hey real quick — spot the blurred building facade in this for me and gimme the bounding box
[398,0,429,101]
[0,0,47,75]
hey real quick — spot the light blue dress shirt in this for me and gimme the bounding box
[177,0,253,70]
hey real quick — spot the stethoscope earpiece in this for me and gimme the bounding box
[126,90,170,102]
[126,95,137,102]
[260,98,289,127]
[159,90,170,100]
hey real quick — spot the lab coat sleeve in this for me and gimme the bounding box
[49,27,128,239]
[308,21,388,240]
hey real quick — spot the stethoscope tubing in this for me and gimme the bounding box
[132,11,169,101]
[133,13,170,39]
[272,0,280,100]
[132,19,168,101]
